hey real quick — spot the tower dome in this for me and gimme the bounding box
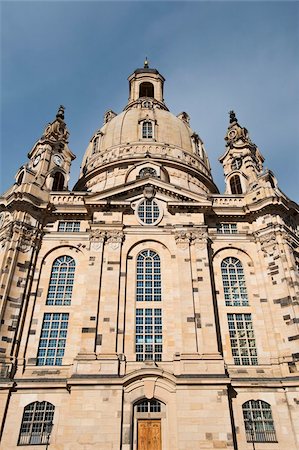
[74,64,218,195]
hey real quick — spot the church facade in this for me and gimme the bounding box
[0,64,298,449]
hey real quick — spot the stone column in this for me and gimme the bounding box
[96,230,124,372]
[191,229,220,356]
[174,230,198,355]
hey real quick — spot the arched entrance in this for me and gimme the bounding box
[134,399,164,450]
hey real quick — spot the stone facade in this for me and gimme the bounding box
[0,64,299,449]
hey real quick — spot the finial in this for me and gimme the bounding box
[229,110,237,124]
[56,105,65,120]
[144,57,149,69]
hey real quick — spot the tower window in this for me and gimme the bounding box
[52,172,65,191]
[136,250,161,302]
[16,171,24,185]
[221,257,248,306]
[18,401,54,446]
[227,313,258,365]
[37,313,69,366]
[230,175,242,194]
[135,308,162,361]
[46,256,75,306]
[139,82,154,98]
[142,121,153,139]
[242,400,277,443]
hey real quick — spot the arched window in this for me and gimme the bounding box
[230,174,242,194]
[242,400,277,443]
[136,250,161,302]
[139,82,154,98]
[135,250,162,362]
[18,401,54,445]
[52,172,65,191]
[137,199,160,225]
[221,257,248,306]
[46,256,75,305]
[142,121,153,139]
[92,136,99,154]
[16,171,24,185]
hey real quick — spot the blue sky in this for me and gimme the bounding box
[1,1,299,201]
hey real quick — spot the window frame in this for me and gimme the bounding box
[216,223,237,234]
[36,313,69,366]
[230,174,243,194]
[57,221,80,232]
[46,256,75,306]
[18,401,54,446]
[221,257,248,306]
[136,198,162,226]
[242,400,277,443]
[135,307,162,362]
[227,313,258,365]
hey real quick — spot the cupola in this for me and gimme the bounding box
[127,59,166,108]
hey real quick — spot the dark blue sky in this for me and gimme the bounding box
[1,1,299,201]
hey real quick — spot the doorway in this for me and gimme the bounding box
[137,420,161,450]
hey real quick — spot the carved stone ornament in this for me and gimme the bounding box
[256,232,278,257]
[106,230,125,250]
[14,223,43,253]
[89,230,107,252]
[192,230,209,249]
[225,111,255,149]
[0,225,13,253]
[43,106,69,142]
[143,185,155,199]
[174,230,192,250]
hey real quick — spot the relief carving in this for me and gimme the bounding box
[106,230,125,250]
[174,230,192,249]
[89,229,107,252]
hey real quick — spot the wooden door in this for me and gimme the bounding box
[137,420,161,450]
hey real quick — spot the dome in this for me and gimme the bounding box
[74,66,218,195]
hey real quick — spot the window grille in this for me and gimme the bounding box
[243,400,277,442]
[46,256,75,306]
[18,401,54,445]
[227,313,258,365]
[221,257,248,306]
[142,121,153,139]
[216,223,237,234]
[58,221,80,232]
[136,250,161,302]
[137,199,160,225]
[37,313,69,366]
[136,399,162,413]
[135,308,162,362]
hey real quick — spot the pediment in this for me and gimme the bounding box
[84,178,211,206]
